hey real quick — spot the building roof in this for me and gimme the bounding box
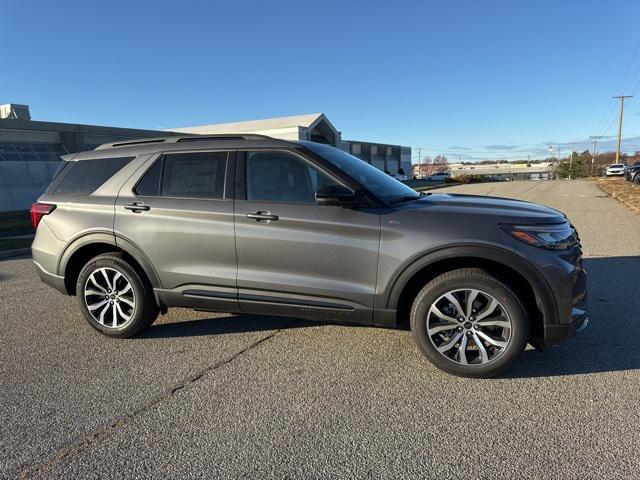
[172,113,338,135]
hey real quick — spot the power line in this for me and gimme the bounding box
[591,37,640,137]
[617,38,640,92]
[592,99,616,136]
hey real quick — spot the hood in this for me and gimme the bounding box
[414,193,566,224]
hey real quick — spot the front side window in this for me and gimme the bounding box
[161,151,227,199]
[246,151,333,203]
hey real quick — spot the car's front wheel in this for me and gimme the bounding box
[410,268,529,378]
[76,253,159,337]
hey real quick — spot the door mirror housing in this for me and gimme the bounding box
[315,184,358,207]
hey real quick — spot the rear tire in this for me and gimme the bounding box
[410,268,529,378]
[76,253,159,337]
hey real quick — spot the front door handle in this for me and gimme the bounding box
[124,202,151,212]
[246,211,279,222]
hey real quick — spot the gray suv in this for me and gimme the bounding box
[32,135,587,377]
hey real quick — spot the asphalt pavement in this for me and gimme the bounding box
[1,180,639,479]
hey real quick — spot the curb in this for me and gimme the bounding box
[0,248,31,260]
[595,181,640,215]
[612,193,640,214]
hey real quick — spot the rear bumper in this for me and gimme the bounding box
[34,260,67,295]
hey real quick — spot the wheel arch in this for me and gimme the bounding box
[384,245,558,341]
[59,233,161,295]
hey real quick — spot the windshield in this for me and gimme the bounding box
[610,164,624,168]
[302,142,419,203]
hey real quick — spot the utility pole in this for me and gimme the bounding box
[613,95,633,164]
[589,136,602,177]
[569,143,575,180]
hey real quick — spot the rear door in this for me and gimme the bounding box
[114,150,238,312]
[234,149,381,324]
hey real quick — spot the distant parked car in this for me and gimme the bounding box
[427,171,451,181]
[605,164,626,176]
[624,161,640,184]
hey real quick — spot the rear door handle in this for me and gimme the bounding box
[124,202,151,212]
[246,211,279,222]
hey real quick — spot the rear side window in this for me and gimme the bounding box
[47,157,133,195]
[133,151,228,199]
[161,152,227,199]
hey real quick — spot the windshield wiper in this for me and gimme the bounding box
[389,195,421,204]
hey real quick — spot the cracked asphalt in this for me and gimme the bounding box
[1,180,639,479]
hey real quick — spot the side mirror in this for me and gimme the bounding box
[315,184,358,207]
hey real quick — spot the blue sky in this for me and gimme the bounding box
[3,0,640,161]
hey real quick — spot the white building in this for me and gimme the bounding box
[173,113,412,176]
[0,106,412,211]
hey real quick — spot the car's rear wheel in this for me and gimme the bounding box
[76,253,159,337]
[410,268,529,378]
[634,173,640,185]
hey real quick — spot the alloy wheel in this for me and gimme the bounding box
[84,267,136,329]
[426,288,512,366]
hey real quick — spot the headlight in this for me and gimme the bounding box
[501,223,578,250]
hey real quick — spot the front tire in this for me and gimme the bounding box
[410,268,529,378]
[76,253,159,337]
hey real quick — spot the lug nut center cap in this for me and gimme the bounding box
[463,322,472,329]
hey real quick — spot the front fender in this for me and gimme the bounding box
[381,243,559,325]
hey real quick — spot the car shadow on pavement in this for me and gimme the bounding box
[505,255,640,378]
[139,314,313,339]
[139,256,639,377]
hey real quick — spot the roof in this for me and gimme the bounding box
[172,113,337,135]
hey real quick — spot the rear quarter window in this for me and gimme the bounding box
[46,157,134,195]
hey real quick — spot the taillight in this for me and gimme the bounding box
[30,203,56,230]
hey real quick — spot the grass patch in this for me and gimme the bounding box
[596,178,640,213]
[0,210,31,233]
[0,237,32,251]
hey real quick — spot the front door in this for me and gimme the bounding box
[234,149,381,324]
[114,150,238,312]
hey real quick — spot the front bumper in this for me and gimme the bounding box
[543,308,588,347]
[516,235,588,349]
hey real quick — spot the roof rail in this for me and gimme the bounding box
[94,137,171,150]
[94,133,276,150]
[176,134,273,142]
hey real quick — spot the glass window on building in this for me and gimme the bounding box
[0,142,66,161]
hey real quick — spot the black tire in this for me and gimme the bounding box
[76,253,159,338]
[410,268,529,378]
[634,173,640,185]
